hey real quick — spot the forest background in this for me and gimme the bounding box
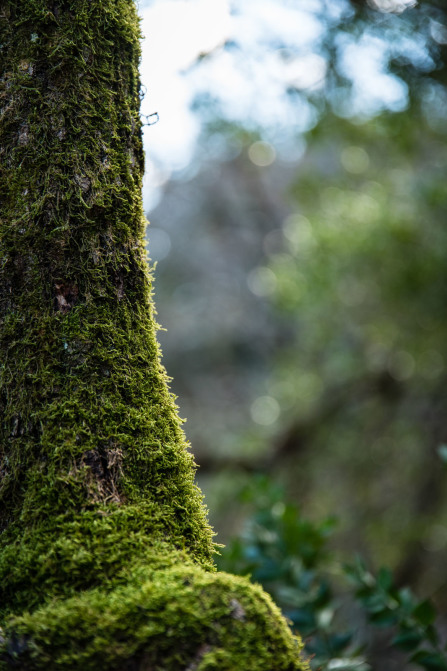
[138,0,447,668]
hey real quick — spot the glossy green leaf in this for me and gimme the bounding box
[437,445,447,464]
[377,567,393,592]
[392,629,424,652]
[410,650,447,670]
[413,600,437,627]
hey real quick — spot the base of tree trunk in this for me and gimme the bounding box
[0,557,307,670]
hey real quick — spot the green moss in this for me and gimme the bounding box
[0,562,307,671]
[0,1,308,668]
[0,0,212,562]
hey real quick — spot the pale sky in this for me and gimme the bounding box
[138,0,417,211]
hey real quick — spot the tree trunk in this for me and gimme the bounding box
[0,1,307,669]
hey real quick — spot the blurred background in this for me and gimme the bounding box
[138,0,447,666]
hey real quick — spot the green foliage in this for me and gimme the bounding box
[152,2,447,606]
[218,478,366,671]
[346,559,447,671]
[219,478,446,671]
[260,109,447,572]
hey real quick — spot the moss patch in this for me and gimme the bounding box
[0,0,214,572]
[0,562,308,671]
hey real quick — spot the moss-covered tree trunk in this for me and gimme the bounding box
[0,2,307,669]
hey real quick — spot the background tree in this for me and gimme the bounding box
[0,2,308,669]
[140,1,447,666]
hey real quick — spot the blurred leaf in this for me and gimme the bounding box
[377,567,393,591]
[329,633,353,654]
[289,609,317,632]
[397,587,416,612]
[317,607,335,630]
[326,657,370,670]
[392,629,425,652]
[437,445,447,464]
[369,608,398,627]
[425,624,439,647]
[410,650,447,670]
[413,600,437,627]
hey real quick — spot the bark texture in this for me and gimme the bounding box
[0,2,308,669]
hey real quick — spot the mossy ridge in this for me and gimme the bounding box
[0,1,308,668]
[0,504,215,618]
[0,565,308,671]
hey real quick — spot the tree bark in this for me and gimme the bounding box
[0,2,307,669]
